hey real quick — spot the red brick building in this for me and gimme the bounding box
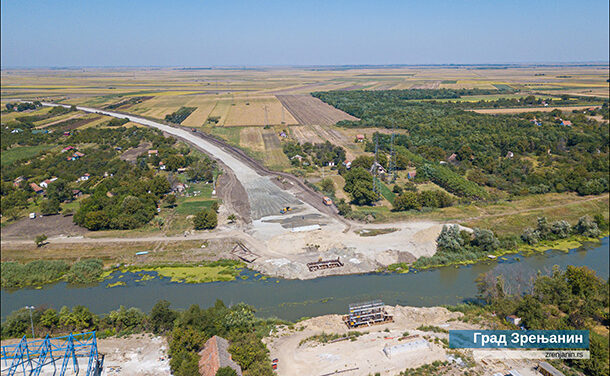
[198,336,242,376]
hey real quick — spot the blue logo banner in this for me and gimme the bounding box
[449,330,589,349]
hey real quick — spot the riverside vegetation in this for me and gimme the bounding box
[1,265,606,376]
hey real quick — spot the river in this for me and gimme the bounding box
[2,238,608,322]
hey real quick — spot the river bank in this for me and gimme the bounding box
[387,232,609,273]
[2,237,607,321]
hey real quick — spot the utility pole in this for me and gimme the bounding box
[25,305,35,338]
[373,134,380,201]
[263,105,269,127]
[389,123,397,182]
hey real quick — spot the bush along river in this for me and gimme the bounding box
[1,237,608,322]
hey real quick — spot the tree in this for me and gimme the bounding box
[39,308,59,329]
[319,178,335,195]
[336,199,352,216]
[35,234,48,247]
[149,176,171,196]
[149,300,177,334]
[40,199,60,216]
[227,214,236,223]
[193,208,217,230]
[436,225,464,253]
[187,160,214,182]
[521,228,540,245]
[165,194,177,208]
[211,201,220,213]
[393,191,420,211]
[471,228,499,253]
[575,215,600,238]
[350,180,376,205]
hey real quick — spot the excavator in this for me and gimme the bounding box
[280,206,292,214]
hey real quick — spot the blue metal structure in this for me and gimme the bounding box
[1,331,103,376]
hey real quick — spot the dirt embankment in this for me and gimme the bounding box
[179,125,346,225]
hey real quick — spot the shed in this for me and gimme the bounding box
[356,134,365,142]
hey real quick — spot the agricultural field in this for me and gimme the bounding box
[276,94,359,125]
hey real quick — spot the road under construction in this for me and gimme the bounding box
[32,103,459,280]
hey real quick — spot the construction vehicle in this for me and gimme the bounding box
[323,196,333,206]
[280,206,292,214]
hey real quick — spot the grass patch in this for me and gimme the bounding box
[1,144,55,166]
[299,331,366,346]
[174,199,216,215]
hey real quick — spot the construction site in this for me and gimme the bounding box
[264,304,558,376]
[20,102,454,282]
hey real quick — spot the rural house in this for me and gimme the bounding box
[148,149,158,156]
[39,177,58,188]
[356,134,365,142]
[78,173,91,182]
[13,176,24,187]
[198,336,242,376]
[30,183,44,194]
[72,189,83,198]
[61,146,75,153]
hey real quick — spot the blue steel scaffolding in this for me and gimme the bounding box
[1,331,103,376]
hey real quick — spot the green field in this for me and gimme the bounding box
[1,145,55,166]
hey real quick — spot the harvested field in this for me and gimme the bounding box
[276,95,359,126]
[34,113,83,128]
[1,214,89,240]
[119,142,152,163]
[239,127,265,152]
[207,98,233,126]
[181,100,216,127]
[468,105,601,114]
[225,96,298,126]
[261,129,290,169]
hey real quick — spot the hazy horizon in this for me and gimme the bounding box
[2,0,609,68]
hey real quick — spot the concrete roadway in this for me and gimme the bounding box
[41,103,302,220]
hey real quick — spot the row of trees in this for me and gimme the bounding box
[165,107,196,124]
[392,189,454,211]
[521,215,604,245]
[1,299,278,376]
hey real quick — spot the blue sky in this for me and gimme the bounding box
[1,0,608,67]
